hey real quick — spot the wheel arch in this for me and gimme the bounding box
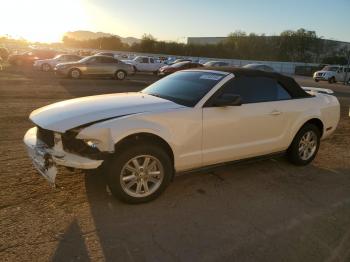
[290,117,324,146]
[301,118,324,137]
[113,132,174,165]
[69,67,82,74]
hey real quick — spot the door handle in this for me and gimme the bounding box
[270,110,281,116]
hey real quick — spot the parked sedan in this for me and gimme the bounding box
[243,63,274,72]
[24,68,340,203]
[158,61,203,76]
[33,54,82,72]
[54,55,134,80]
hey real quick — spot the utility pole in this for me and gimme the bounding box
[344,50,350,85]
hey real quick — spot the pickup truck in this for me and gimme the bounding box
[122,56,164,73]
[313,65,350,84]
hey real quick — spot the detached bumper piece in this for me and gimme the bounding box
[24,127,103,185]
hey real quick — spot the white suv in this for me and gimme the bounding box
[313,65,350,84]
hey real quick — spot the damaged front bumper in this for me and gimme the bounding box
[23,127,103,185]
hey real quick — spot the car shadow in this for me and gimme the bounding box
[51,157,350,261]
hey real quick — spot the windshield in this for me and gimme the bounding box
[322,66,339,72]
[78,56,92,63]
[243,64,259,68]
[53,54,63,59]
[172,61,190,68]
[204,61,216,66]
[142,71,226,107]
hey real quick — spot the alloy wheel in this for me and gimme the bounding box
[120,155,164,198]
[298,131,317,161]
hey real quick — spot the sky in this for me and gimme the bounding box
[1,0,349,43]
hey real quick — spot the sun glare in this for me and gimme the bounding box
[0,0,89,43]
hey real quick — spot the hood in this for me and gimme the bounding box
[315,71,335,75]
[30,92,185,132]
[121,59,134,64]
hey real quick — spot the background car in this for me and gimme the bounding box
[203,61,230,67]
[313,65,350,83]
[243,63,275,72]
[8,49,57,66]
[122,56,164,73]
[54,55,134,80]
[33,54,82,72]
[158,61,203,76]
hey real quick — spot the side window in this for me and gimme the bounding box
[141,57,148,63]
[276,83,292,100]
[220,76,291,103]
[101,57,115,63]
[150,58,154,63]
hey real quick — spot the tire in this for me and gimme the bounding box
[41,63,51,72]
[314,79,319,82]
[115,70,126,80]
[328,77,335,84]
[107,143,173,204]
[69,68,81,79]
[287,123,321,166]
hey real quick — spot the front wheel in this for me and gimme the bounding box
[69,68,81,79]
[106,143,173,204]
[287,124,321,165]
[42,63,51,72]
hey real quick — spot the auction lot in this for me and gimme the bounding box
[1,68,350,261]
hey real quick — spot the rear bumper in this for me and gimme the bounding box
[24,127,103,183]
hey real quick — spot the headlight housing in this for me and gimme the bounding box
[84,139,101,148]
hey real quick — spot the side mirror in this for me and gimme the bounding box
[213,94,242,107]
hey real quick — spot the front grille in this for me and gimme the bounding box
[317,73,324,76]
[37,127,54,147]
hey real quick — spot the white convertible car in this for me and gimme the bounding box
[24,68,340,203]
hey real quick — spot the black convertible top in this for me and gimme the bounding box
[199,67,310,98]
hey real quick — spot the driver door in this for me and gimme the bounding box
[85,57,104,75]
[202,76,292,166]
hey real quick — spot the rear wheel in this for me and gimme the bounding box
[115,70,126,80]
[107,143,173,204]
[287,124,321,165]
[69,68,81,79]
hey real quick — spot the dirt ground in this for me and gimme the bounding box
[0,67,350,262]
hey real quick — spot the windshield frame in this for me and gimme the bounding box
[141,70,230,108]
